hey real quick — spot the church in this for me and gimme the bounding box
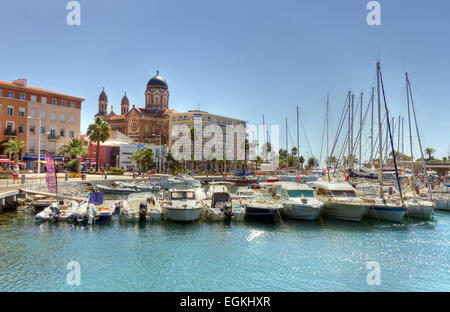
[95,71,176,145]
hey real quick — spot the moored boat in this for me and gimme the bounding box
[163,189,202,222]
[278,182,324,221]
[244,193,283,221]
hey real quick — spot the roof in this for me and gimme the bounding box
[147,71,168,89]
[278,182,313,191]
[313,181,356,191]
[0,80,85,101]
[110,115,125,120]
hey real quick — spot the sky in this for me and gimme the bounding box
[1,0,449,161]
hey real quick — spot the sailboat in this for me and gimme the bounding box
[362,62,408,223]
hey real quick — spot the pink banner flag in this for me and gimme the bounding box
[44,151,58,194]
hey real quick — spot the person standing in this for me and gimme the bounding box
[12,165,19,184]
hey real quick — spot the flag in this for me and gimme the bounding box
[44,151,58,194]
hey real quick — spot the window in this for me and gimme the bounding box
[30,95,37,102]
[60,113,66,123]
[51,99,57,105]
[60,129,65,137]
[41,97,47,104]
[7,106,13,116]
[29,125,36,135]
[29,109,36,118]
[61,100,66,107]
[49,142,56,153]
[69,114,75,123]
[29,141,35,154]
[155,97,159,105]
[0,89,2,96]
[18,124,24,134]
[40,126,46,135]
[50,128,56,137]
[40,141,46,152]
[69,130,74,138]
[8,91,14,98]
[20,94,26,100]
[40,111,46,120]
[70,102,75,108]
[0,104,2,115]
[19,107,25,118]
[51,112,56,121]
[6,122,14,133]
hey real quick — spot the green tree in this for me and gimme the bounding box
[298,155,305,170]
[87,117,111,172]
[2,139,25,164]
[256,155,262,171]
[142,148,155,172]
[131,149,145,173]
[306,157,319,170]
[425,147,436,161]
[59,138,88,174]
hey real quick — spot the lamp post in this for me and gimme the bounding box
[28,116,41,174]
[152,133,162,173]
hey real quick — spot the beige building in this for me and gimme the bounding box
[168,110,246,171]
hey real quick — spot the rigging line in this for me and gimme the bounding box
[329,94,349,159]
[297,106,315,159]
[351,94,373,164]
[379,67,404,201]
[319,103,327,166]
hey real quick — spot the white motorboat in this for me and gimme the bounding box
[205,192,244,222]
[434,194,450,211]
[234,186,256,200]
[35,200,87,222]
[314,181,367,222]
[277,182,324,221]
[163,189,202,222]
[120,192,162,222]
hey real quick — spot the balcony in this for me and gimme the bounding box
[4,128,17,137]
[48,134,60,141]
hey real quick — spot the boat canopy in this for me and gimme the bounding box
[279,182,313,191]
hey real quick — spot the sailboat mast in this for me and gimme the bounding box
[359,92,363,170]
[297,106,300,173]
[326,93,329,166]
[377,62,383,194]
[286,117,288,176]
[351,93,355,169]
[406,72,415,187]
[370,87,374,167]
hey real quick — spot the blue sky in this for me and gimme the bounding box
[1,0,449,160]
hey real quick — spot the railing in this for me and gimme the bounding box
[4,128,17,136]
[48,134,60,140]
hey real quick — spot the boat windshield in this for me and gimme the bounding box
[287,190,315,198]
[330,191,357,197]
[170,191,195,200]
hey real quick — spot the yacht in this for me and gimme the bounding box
[163,189,202,222]
[35,200,86,223]
[206,181,235,199]
[314,181,367,222]
[277,182,324,221]
[120,192,162,222]
[205,192,244,222]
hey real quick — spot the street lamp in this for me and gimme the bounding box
[152,133,162,173]
[28,116,41,174]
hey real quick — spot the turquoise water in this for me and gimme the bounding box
[0,210,449,292]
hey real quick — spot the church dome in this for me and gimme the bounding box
[147,70,168,89]
[99,88,108,101]
[121,93,129,106]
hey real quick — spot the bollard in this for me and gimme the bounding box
[65,173,69,181]
[142,172,145,178]
[105,173,108,180]
[81,174,86,181]
[21,174,26,185]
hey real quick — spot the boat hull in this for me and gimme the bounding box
[166,208,201,222]
[244,205,280,220]
[321,202,368,222]
[435,198,450,211]
[282,203,323,221]
[406,202,434,219]
[365,205,407,222]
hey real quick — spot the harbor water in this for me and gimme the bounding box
[0,209,449,292]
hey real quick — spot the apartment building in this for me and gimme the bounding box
[168,110,246,170]
[0,79,84,168]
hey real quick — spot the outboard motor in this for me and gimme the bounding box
[223,202,233,222]
[50,203,60,223]
[139,202,148,222]
[115,202,121,215]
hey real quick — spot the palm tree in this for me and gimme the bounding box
[87,117,111,172]
[2,139,25,164]
[59,138,88,174]
[142,148,155,172]
[298,155,305,170]
[425,147,435,161]
[306,157,319,170]
[256,155,262,171]
[131,149,145,173]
